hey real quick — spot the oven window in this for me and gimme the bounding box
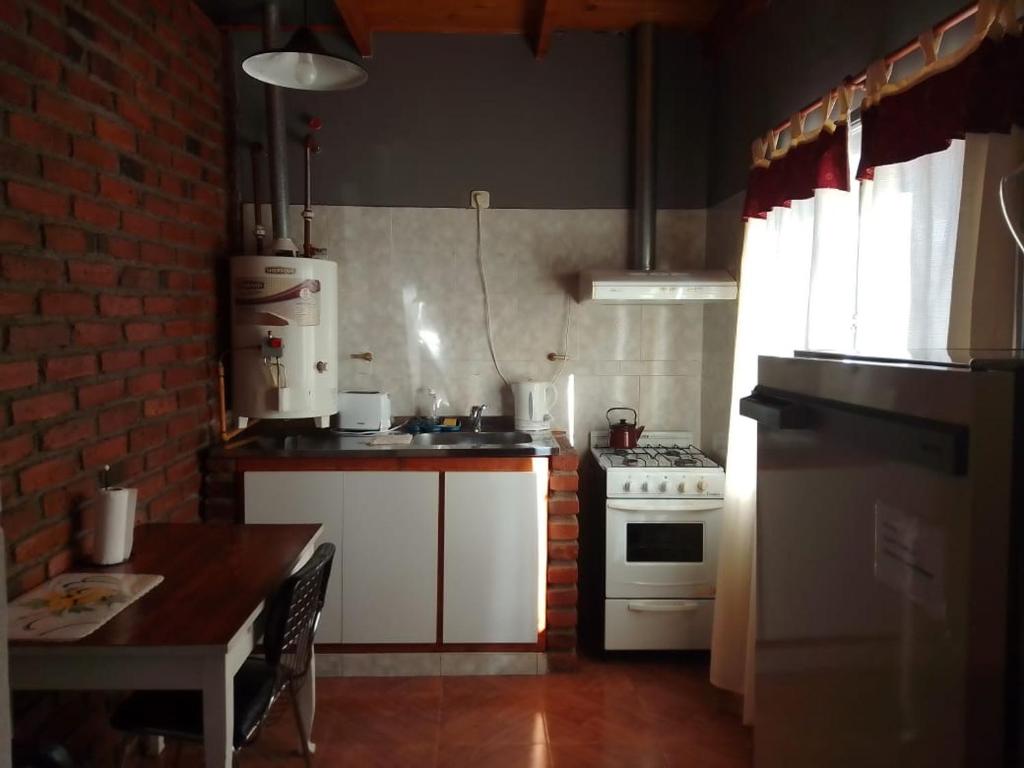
[626,522,703,563]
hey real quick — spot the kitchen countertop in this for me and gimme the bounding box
[215,429,561,459]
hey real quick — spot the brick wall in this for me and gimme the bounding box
[0,0,226,599]
[547,433,580,670]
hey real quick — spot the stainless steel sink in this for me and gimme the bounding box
[411,431,534,447]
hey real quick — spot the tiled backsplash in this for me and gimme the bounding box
[242,205,708,449]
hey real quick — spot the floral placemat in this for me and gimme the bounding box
[9,572,163,641]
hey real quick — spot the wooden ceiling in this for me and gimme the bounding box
[332,0,723,58]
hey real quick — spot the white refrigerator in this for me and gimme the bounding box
[741,350,1024,768]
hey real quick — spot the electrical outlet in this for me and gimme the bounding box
[471,190,490,209]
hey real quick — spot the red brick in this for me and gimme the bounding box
[144,344,177,366]
[73,321,122,346]
[7,322,70,352]
[143,194,177,219]
[105,236,137,261]
[45,224,89,253]
[0,31,60,83]
[0,434,34,466]
[47,547,74,578]
[13,520,73,562]
[0,292,35,315]
[164,319,192,337]
[42,417,96,450]
[548,517,579,541]
[74,197,120,229]
[546,635,577,655]
[82,435,127,468]
[176,385,205,408]
[12,391,74,423]
[165,457,195,484]
[2,253,62,283]
[9,564,47,596]
[163,365,203,388]
[101,348,141,372]
[45,353,97,381]
[0,215,40,246]
[68,260,118,286]
[7,182,68,218]
[99,175,137,206]
[546,608,577,629]
[547,563,578,586]
[99,294,141,316]
[546,586,578,608]
[36,90,93,133]
[9,113,69,155]
[28,13,83,62]
[130,422,165,452]
[78,378,124,408]
[99,401,140,434]
[41,290,95,316]
[19,454,77,494]
[550,444,579,471]
[124,372,159,397]
[122,211,160,239]
[549,472,579,492]
[548,541,579,561]
[2,500,43,544]
[120,267,158,289]
[72,136,118,172]
[0,361,39,391]
[117,97,152,132]
[124,321,161,342]
[143,296,175,314]
[94,116,135,152]
[0,70,31,108]
[42,157,96,195]
[548,495,579,517]
[143,394,176,417]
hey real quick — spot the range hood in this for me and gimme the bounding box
[581,24,737,305]
[580,269,738,303]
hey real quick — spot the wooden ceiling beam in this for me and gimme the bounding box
[333,0,373,56]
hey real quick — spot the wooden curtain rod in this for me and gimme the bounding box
[770,2,979,135]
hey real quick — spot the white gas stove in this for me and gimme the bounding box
[591,430,725,499]
[590,430,724,651]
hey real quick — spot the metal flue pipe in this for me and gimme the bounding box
[263,1,290,249]
[632,22,656,272]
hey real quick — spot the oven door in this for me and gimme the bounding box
[605,498,721,599]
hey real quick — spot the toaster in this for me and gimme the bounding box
[337,391,392,431]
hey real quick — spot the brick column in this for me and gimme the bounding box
[546,432,579,671]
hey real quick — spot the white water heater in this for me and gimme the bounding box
[230,255,337,427]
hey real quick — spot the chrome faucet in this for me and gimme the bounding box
[469,404,487,432]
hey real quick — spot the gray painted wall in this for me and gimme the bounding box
[231,29,712,210]
[709,0,968,203]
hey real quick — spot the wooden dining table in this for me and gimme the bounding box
[9,523,322,768]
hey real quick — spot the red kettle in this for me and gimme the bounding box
[607,407,645,449]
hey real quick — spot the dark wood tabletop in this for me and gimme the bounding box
[12,523,321,649]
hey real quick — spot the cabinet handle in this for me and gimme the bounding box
[627,601,701,613]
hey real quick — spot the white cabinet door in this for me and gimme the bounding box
[341,472,439,644]
[443,469,543,644]
[244,471,345,644]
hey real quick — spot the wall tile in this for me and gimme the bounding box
[639,375,702,438]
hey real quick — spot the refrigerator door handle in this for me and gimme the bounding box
[739,392,809,429]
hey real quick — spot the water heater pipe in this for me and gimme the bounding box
[303,117,322,257]
[632,22,656,272]
[263,1,292,252]
[250,143,265,255]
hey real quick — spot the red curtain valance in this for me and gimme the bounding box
[858,34,1023,181]
[742,122,850,220]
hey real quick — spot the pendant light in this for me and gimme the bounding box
[242,0,368,91]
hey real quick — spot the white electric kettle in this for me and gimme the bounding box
[512,380,557,432]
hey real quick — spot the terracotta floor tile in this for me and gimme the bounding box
[440,702,548,746]
[437,743,552,768]
[316,741,439,767]
[549,744,666,768]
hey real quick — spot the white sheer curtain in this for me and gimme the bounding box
[710,124,968,723]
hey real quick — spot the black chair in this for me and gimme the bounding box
[111,542,335,767]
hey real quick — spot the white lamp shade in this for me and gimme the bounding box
[242,27,367,91]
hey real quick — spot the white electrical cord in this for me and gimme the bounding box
[476,204,511,386]
[475,204,573,386]
[999,161,1024,253]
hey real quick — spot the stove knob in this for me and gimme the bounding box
[697,479,706,493]
[659,481,668,493]
[641,481,649,493]
[677,481,686,494]
[623,481,631,493]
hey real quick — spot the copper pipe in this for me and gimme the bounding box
[769,3,979,137]
[218,360,253,443]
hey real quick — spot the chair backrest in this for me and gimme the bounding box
[262,542,335,681]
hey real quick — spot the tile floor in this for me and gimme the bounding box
[139,654,751,767]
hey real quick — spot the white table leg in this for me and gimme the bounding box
[202,656,233,768]
[296,653,316,753]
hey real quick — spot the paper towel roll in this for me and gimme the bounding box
[93,487,138,565]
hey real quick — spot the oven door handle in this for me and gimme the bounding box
[627,580,709,587]
[627,600,702,613]
[608,502,721,513]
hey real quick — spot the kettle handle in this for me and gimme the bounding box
[606,407,638,427]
